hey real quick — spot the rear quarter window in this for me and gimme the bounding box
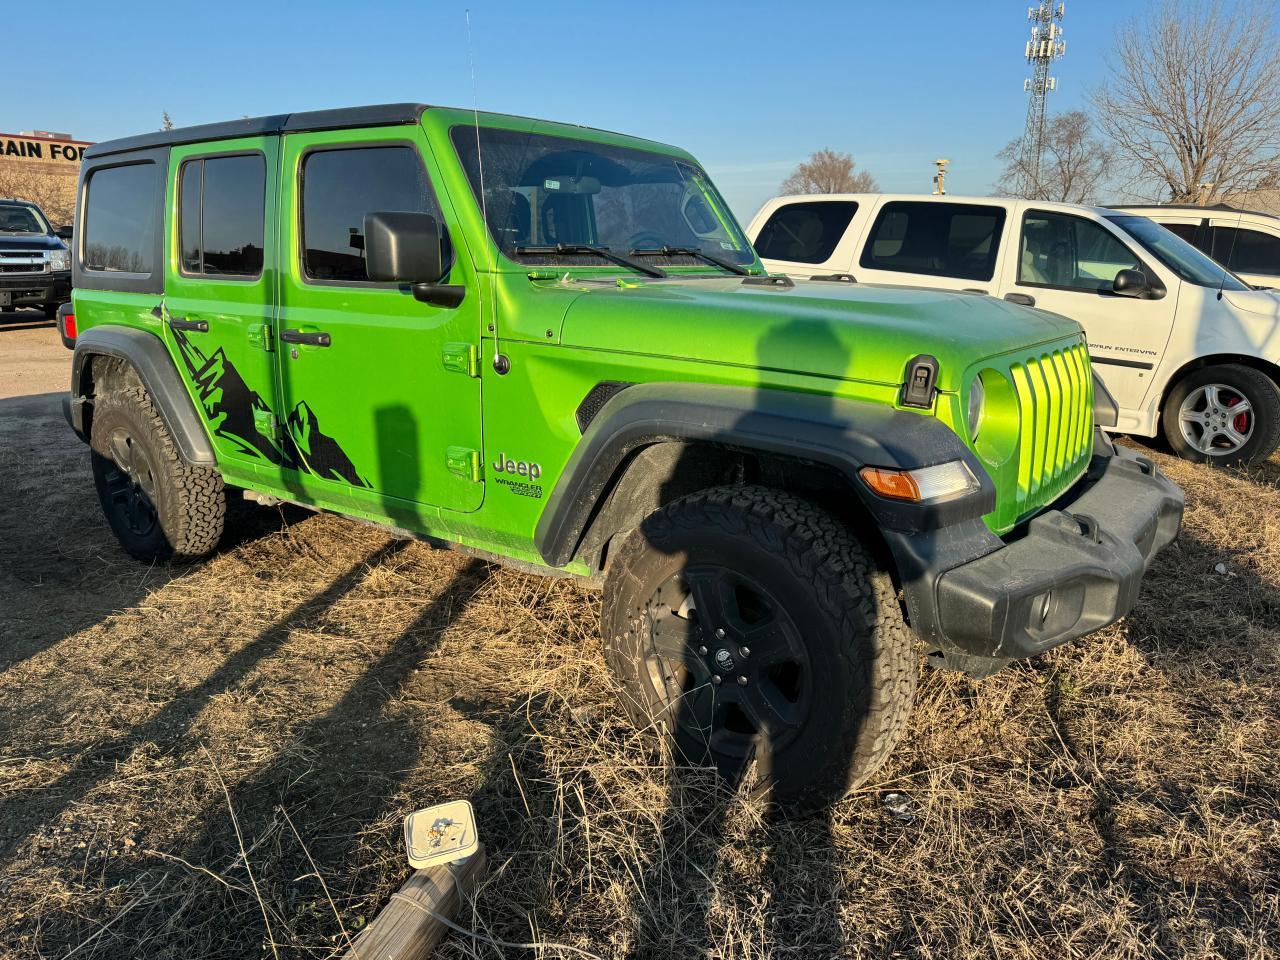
[859,201,1005,282]
[753,201,857,264]
[1210,225,1280,278]
[82,162,160,275]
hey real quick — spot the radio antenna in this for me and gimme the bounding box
[465,10,503,369]
[1216,202,1246,301]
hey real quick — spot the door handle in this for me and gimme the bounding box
[1004,292,1036,307]
[168,316,209,332]
[280,329,331,347]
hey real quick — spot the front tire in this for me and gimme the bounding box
[90,385,226,563]
[602,486,915,809]
[1162,364,1280,465]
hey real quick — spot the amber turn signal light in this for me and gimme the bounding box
[859,461,979,503]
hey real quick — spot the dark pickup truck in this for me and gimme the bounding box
[0,198,72,317]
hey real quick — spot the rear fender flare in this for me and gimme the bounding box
[69,325,217,466]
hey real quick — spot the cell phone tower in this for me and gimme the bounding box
[1019,1,1066,197]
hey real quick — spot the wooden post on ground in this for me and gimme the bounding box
[340,845,486,960]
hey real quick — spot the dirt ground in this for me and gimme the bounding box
[1,312,1277,959]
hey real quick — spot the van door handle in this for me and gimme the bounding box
[280,329,331,347]
[1004,292,1036,307]
[168,316,209,332]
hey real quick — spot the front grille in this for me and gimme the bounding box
[1008,340,1094,518]
[0,252,48,274]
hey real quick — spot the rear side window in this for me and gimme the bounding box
[1209,226,1280,277]
[178,154,266,278]
[82,162,159,274]
[1159,221,1200,245]
[754,201,857,264]
[1019,210,1139,291]
[301,146,438,283]
[859,201,1005,281]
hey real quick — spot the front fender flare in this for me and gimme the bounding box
[69,325,217,466]
[534,381,994,568]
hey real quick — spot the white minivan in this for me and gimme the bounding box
[747,194,1280,465]
[1113,203,1280,290]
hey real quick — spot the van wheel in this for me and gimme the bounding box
[602,485,915,809]
[90,385,226,562]
[1162,364,1280,465]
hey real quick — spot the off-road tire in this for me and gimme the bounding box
[42,303,60,319]
[602,485,915,809]
[90,385,226,563]
[1162,363,1280,466]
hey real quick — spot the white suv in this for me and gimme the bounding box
[747,194,1280,465]
[1113,204,1280,291]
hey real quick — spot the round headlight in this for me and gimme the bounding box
[967,374,986,440]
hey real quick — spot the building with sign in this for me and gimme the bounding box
[0,130,92,225]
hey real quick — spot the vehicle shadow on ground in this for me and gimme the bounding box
[158,557,492,953]
[0,309,53,331]
[0,540,413,866]
[0,392,167,672]
[0,391,298,673]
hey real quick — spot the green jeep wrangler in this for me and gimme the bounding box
[61,103,1183,806]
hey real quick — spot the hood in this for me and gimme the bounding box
[0,234,65,252]
[558,277,1083,390]
[1223,287,1280,319]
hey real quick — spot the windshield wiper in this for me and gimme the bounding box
[630,245,750,276]
[514,243,666,279]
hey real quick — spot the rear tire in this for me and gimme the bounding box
[1162,364,1280,465]
[90,385,226,563]
[602,485,915,809]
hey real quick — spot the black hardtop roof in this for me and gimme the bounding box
[83,103,431,159]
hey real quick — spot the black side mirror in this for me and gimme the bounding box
[363,211,464,308]
[54,225,73,240]
[1111,268,1149,298]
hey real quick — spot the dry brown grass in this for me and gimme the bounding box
[2,387,1278,959]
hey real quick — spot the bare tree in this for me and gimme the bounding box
[1093,0,1280,202]
[780,149,879,195]
[0,168,75,224]
[161,111,175,131]
[994,110,1116,203]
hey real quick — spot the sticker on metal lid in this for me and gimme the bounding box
[403,800,479,870]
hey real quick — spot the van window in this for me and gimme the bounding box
[1159,221,1200,245]
[1209,225,1280,278]
[859,201,1004,281]
[178,154,266,278]
[82,162,159,274]
[1019,210,1139,291]
[753,201,857,264]
[301,146,438,283]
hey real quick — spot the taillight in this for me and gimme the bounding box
[58,305,77,350]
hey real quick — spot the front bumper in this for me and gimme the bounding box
[0,270,70,306]
[887,442,1183,666]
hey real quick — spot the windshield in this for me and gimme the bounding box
[1106,214,1249,290]
[451,125,756,271]
[0,203,50,236]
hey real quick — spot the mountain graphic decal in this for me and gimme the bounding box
[171,326,369,488]
[286,400,368,487]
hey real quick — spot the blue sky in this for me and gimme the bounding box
[15,0,1157,219]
